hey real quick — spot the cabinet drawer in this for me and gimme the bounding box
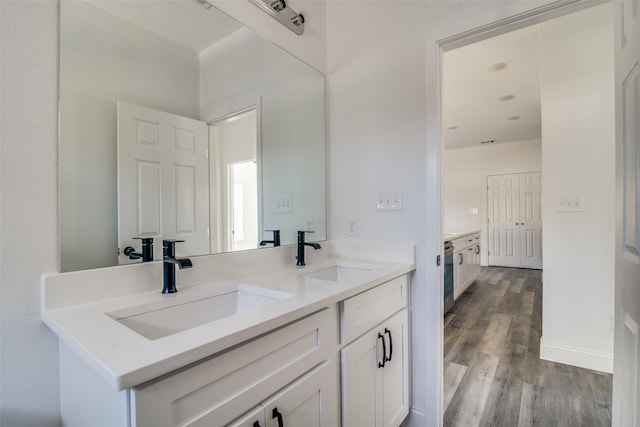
[341,275,407,345]
[451,233,480,252]
[131,308,336,427]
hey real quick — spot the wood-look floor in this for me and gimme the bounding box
[443,267,612,427]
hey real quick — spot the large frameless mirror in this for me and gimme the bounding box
[59,0,326,272]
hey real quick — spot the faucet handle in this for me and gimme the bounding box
[163,239,185,245]
[163,239,185,257]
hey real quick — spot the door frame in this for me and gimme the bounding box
[207,98,263,253]
[436,0,605,423]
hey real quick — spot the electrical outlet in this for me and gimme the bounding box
[347,218,358,236]
[470,207,479,215]
[304,218,314,231]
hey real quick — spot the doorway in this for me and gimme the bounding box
[439,2,618,424]
[228,160,258,251]
[209,107,259,253]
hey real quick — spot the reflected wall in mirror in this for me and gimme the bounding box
[59,0,326,272]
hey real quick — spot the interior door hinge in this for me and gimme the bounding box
[436,255,441,266]
[206,227,210,237]
[205,149,209,159]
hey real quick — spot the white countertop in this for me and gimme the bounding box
[443,230,481,242]
[42,241,415,391]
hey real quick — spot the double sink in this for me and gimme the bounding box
[107,264,376,340]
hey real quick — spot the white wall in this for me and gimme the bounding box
[443,139,542,265]
[326,1,557,424]
[538,4,615,373]
[59,1,200,272]
[1,1,61,425]
[200,28,326,246]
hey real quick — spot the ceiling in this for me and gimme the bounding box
[92,0,243,53]
[442,25,541,151]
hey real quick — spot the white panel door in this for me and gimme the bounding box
[613,0,640,425]
[117,101,209,263]
[487,174,521,267]
[487,172,542,269]
[519,172,543,269]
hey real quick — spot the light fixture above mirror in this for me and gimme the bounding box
[249,0,305,35]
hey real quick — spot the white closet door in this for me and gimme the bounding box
[487,174,521,267]
[117,101,209,263]
[519,172,543,269]
[487,172,543,269]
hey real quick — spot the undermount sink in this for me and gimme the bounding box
[302,265,374,282]
[107,284,293,340]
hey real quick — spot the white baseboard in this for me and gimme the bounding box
[540,337,613,373]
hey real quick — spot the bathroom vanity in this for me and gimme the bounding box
[42,241,414,426]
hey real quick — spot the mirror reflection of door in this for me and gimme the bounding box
[116,101,210,264]
[209,108,259,253]
[229,161,258,251]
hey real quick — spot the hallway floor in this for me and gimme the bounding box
[443,267,612,426]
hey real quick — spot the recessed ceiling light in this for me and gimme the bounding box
[447,126,458,130]
[507,115,521,120]
[498,95,514,101]
[488,62,507,72]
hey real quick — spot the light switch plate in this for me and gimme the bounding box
[275,194,293,213]
[555,196,585,212]
[375,188,403,211]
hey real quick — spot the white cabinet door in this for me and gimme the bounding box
[341,325,380,426]
[379,309,409,427]
[117,101,210,263]
[341,309,409,427]
[262,361,337,427]
[453,249,465,299]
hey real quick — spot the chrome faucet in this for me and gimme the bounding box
[162,239,192,294]
[259,229,281,247]
[296,230,321,266]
